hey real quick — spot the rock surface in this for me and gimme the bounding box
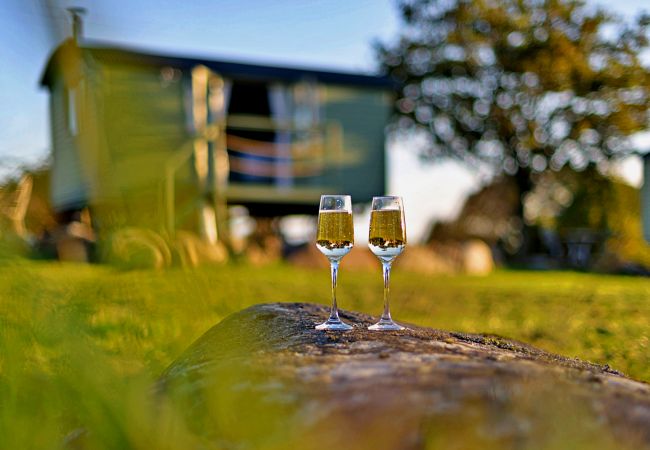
[158,303,650,450]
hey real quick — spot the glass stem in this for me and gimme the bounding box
[329,259,341,321]
[381,260,393,322]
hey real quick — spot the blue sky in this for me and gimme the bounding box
[1,0,648,241]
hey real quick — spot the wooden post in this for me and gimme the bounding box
[208,74,231,248]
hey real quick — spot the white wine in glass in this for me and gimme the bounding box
[315,195,354,330]
[368,196,406,331]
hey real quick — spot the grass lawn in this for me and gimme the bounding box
[0,260,648,448]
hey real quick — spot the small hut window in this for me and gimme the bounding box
[66,87,78,136]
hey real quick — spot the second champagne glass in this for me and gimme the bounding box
[315,195,354,330]
[368,196,406,331]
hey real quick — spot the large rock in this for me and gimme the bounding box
[394,245,457,274]
[157,303,650,450]
[462,239,495,275]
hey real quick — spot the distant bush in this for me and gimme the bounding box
[557,173,650,270]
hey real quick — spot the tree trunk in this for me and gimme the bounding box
[512,166,534,259]
[513,166,532,221]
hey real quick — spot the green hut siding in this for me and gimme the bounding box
[91,63,196,229]
[320,85,391,203]
[49,77,88,212]
[100,63,190,190]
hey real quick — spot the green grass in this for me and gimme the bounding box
[0,260,649,449]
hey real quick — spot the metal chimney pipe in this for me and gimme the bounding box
[67,7,87,43]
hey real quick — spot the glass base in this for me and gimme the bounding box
[368,319,405,331]
[316,318,353,331]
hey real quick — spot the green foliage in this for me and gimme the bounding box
[0,262,648,448]
[557,169,650,267]
[378,0,650,184]
[555,170,612,230]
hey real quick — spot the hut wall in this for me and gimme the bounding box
[95,62,194,229]
[49,75,88,212]
[320,85,391,203]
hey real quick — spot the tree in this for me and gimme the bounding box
[378,0,650,224]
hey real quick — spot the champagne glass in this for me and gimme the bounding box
[368,196,406,331]
[315,195,354,330]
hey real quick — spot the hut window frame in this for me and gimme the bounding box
[66,85,78,137]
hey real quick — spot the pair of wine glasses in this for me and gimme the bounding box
[315,195,406,331]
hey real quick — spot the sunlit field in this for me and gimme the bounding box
[1,260,648,448]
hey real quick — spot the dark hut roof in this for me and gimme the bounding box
[40,39,395,89]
